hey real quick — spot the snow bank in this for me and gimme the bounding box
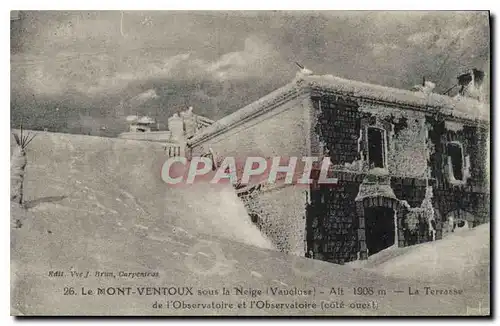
[165,184,273,249]
[12,131,272,250]
[372,223,490,284]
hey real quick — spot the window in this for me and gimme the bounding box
[367,127,386,169]
[447,142,464,180]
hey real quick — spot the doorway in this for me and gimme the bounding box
[364,206,395,256]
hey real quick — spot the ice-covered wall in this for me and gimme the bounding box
[239,185,308,255]
[311,96,432,179]
[358,103,429,179]
[388,117,429,178]
[427,118,490,227]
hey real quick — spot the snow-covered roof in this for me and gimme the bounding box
[189,74,489,147]
[125,115,156,124]
[118,130,172,142]
[196,115,215,126]
[355,183,397,201]
[125,115,139,123]
[305,75,489,122]
[137,116,156,124]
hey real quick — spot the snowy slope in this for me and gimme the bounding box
[346,224,490,307]
[11,131,271,249]
[11,131,489,316]
[373,224,489,284]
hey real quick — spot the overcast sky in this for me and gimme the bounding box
[10,11,490,135]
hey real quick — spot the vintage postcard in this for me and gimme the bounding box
[10,10,490,316]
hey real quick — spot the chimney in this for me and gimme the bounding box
[168,113,184,141]
[294,62,313,80]
[411,79,436,94]
[180,106,197,138]
[457,68,485,101]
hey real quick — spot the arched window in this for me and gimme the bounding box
[447,142,464,180]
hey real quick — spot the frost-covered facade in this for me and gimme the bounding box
[188,73,490,265]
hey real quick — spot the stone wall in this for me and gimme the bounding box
[190,95,313,159]
[308,92,490,264]
[433,186,490,225]
[428,118,489,187]
[239,184,309,256]
[387,115,428,178]
[390,177,428,207]
[311,94,361,165]
[427,117,490,228]
[306,176,362,264]
[188,88,489,264]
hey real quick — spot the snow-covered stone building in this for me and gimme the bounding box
[188,72,490,264]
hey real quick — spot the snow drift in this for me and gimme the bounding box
[374,223,490,284]
[348,223,490,287]
[10,131,272,249]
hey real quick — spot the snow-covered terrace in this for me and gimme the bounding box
[188,74,489,147]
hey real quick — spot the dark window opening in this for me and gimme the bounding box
[364,206,395,256]
[367,127,385,168]
[250,213,259,224]
[249,213,261,230]
[447,143,463,180]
